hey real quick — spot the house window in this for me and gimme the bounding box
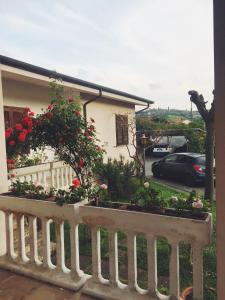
[4,106,24,129]
[116,115,129,146]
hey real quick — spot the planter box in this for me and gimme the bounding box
[80,204,212,245]
[80,204,212,300]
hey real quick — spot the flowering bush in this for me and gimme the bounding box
[169,190,208,214]
[10,180,55,200]
[31,82,105,200]
[55,178,109,206]
[5,107,35,170]
[131,181,167,210]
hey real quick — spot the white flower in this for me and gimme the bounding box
[34,180,42,187]
[192,200,203,209]
[44,184,50,193]
[144,182,150,188]
[171,196,178,203]
[100,184,108,190]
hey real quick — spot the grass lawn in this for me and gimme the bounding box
[50,182,216,299]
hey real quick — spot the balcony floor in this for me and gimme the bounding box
[0,269,97,300]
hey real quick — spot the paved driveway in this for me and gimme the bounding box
[145,157,205,195]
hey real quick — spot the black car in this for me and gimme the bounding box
[151,153,206,186]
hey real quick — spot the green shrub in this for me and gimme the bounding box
[95,156,137,202]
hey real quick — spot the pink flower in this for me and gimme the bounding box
[9,140,15,146]
[192,200,203,209]
[74,111,81,117]
[100,184,108,190]
[48,104,53,110]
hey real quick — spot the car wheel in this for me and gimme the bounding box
[184,174,195,187]
[152,169,161,178]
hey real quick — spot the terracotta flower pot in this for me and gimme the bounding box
[180,287,193,300]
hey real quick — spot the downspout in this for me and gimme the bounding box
[135,103,150,114]
[83,89,102,123]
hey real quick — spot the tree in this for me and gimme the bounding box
[188,90,215,201]
[31,81,105,193]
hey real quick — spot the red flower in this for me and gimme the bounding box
[24,107,30,113]
[27,128,32,134]
[7,159,15,164]
[29,112,34,117]
[48,104,53,110]
[90,118,95,123]
[72,178,80,188]
[74,111,81,117]
[22,116,30,125]
[85,131,90,137]
[5,130,12,139]
[88,136,93,141]
[9,140,15,146]
[89,125,95,131]
[15,123,23,131]
[18,132,26,142]
[46,112,53,119]
[22,129,28,135]
[68,97,73,102]
[27,120,33,128]
[78,159,85,168]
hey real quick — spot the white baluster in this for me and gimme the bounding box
[70,223,83,279]
[51,169,55,188]
[60,168,64,188]
[147,235,158,297]
[169,240,180,299]
[5,212,15,259]
[56,168,60,189]
[42,171,47,188]
[41,217,53,269]
[65,167,69,188]
[37,172,41,184]
[192,243,204,300]
[30,174,33,183]
[108,229,119,286]
[69,167,73,184]
[56,220,65,270]
[16,214,27,262]
[29,216,39,265]
[127,232,137,290]
[91,227,101,281]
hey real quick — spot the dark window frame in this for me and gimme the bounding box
[115,114,129,146]
[4,106,24,129]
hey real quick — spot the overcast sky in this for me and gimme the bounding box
[0,0,214,109]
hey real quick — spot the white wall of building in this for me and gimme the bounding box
[84,98,135,161]
[2,78,135,162]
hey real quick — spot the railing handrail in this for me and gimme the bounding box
[0,195,212,300]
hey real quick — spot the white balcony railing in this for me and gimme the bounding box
[10,161,76,190]
[0,196,212,300]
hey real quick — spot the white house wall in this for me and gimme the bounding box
[2,78,135,162]
[84,98,135,161]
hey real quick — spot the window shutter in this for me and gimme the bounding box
[116,115,123,146]
[4,111,10,129]
[123,116,128,145]
[12,111,23,127]
[116,115,129,146]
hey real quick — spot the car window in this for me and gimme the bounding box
[176,155,188,163]
[164,155,177,162]
[196,156,206,165]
